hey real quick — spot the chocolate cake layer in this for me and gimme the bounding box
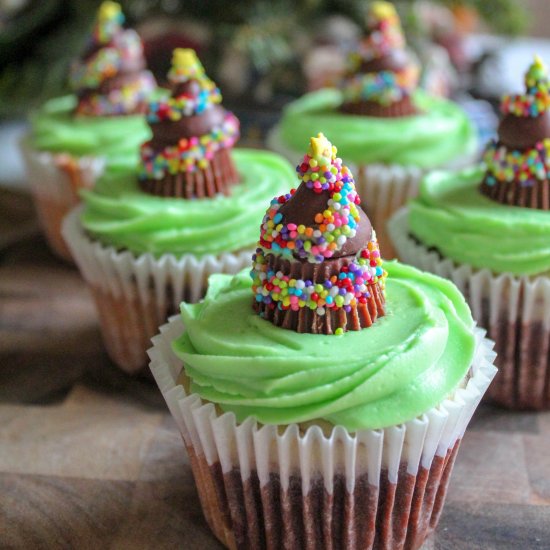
[253,254,385,334]
[187,441,461,550]
[408,231,550,409]
[139,148,240,198]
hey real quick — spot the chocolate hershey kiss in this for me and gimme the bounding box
[278,183,373,259]
[358,48,409,74]
[150,104,226,148]
[498,111,550,150]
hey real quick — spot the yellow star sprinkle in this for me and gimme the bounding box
[309,133,334,164]
[98,1,121,22]
[172,48,201,71]
[370,1,397,21]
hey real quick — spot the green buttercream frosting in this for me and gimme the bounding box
[30,95,151,168]
[279,89,477,167]
[172,261,475,430]
[81,149,295,257]
[409,167,550,276]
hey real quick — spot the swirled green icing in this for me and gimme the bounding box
[80,149,295,257]
[29,95,151,168]
[278,89,477,167]
[172,261,475,430]
[409,167,550,276]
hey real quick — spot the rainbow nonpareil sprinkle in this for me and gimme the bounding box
[140,48,239,177]
[359,1,405,62]
[75,72,156,116]
[147,87,221,122]
[70,2,154,116]
[342,1,418,108]
[251,240,385,316]
[148,49,222,121]
[139,112,239,178]
[484,138,550,186]
[258,134,361,263]
[501,56,550,118]
[342,66,419,106]
[250,133,386,317]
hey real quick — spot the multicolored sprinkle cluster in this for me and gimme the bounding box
[139,112,239,178]
[70,2,154,116]
[70,48,120,90]
[484,138,550,186]
[251,241,385,318]
[258,134,361,263]
[76,72,156,117]
[355,1,405,64]
[501,56,550,117]
[343,1,417,107]
[147,50,222,122]
[251,134,386,319]
[342,66,419,106]
[484,57,550,186]
[139,48,239,178]
[93,1,124,45]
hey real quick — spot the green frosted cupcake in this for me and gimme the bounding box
[63,48,295,374]
[390,57,550,410]
[149,134,496,550]
[268,2,476,258]
[21,1,156,261]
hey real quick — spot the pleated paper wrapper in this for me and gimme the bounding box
[20,138,105,262]
[267,127,475,259]
[149,315,496,550]
[62,207,253,374]
[390,207,550,410]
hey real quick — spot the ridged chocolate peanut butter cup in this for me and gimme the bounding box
[138,48,240,199]
[339,1,421,118]
[480,56,550,210]
[251,133,386,335]
[69,1,156,116]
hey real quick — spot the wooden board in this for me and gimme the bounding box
[1,188,549,550]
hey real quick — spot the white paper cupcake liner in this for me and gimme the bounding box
[19,138,105,262]
[267,127,476,261]
[390,208,550,410]
[62,206,253,374]
[149,315,496,549]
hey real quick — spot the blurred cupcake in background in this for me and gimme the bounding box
[268,1,477,258]
[390,56,550,410]
[149,133,497,549]
[20,1,156,261]
[63,48,295,374]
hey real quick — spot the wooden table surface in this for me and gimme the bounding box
[1,188,549,550]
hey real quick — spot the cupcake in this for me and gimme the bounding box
[149,134,496,549]
[62,48,295,375]
[268,2,477,258]
[389,56,550,410]
[21,1,156,261]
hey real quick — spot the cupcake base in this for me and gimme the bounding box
[479,176,550,210]
[149,316,497,550]
[254,255,385,334]
[20,139,105,263]
[340,96,420,118]
[389,208,550,410]
[139,148,240,199]
[62,207,253,374]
